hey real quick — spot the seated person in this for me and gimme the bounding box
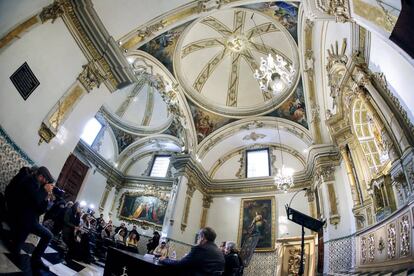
[101,224,113,239]
[114,228,127,243]
[223,241,242,276]
[160,227,225,275]
[129,225,140,241]
[147,231,160,253]
[125,232,139,253]
[153,241,169,258]
[114,222,127,236]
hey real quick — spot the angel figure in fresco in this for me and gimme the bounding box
[196,112,214,141]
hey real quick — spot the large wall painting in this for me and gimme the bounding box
[238,196,276,252]
[119,191,169,229]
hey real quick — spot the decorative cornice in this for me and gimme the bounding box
[41,0,136,92]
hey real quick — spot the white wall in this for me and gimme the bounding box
[97,128,116,162]
[93,0,191,40]
[0,19,115,177]
[207,192,311,248]
[125,155,152,176]
[76,165,107,212]
[0,0,51,37]
[369,32,414,123]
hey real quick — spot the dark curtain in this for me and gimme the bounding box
[390,0,414,58]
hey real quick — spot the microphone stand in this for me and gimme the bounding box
[286,187,308,276]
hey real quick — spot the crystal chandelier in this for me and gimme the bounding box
[251,14,296,95]
[274,121,294,192]
[274,165,294,192]
[254,54,296,94]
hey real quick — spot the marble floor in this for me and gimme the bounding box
[0,226,104,276]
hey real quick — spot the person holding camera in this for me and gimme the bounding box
[13,166,56,272]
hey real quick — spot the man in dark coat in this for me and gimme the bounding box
[13,166,55,272]
[160,227,225,276]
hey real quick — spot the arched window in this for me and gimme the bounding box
[352,99,383,174]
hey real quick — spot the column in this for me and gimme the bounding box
[340,145,362,207]
[109,186,121,218]
[305,189,317,219]
[180,178,196,232]
[200,195,212,228]
[316,166,340,227]
[99,180,113,213]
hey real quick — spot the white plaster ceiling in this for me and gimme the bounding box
[174,8,300,117]
[104,82,170,130]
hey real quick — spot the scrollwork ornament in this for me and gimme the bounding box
[368,233,375,262]
[400,214,411,257]
[361,236,367,264]
[387,223,396,259]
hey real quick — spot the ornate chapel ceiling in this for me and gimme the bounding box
[133,2,308,145]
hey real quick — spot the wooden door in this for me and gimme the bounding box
[56,154,89,202]
[317,229,324,273]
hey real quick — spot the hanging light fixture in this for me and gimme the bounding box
[251,14,296,95]
[274,121,294,192]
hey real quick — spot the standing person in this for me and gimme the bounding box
[12,166,55,272]
[62,202,81,261]
[159,227,225,275]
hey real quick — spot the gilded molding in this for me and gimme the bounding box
[0,16,39,50]
[38,83,86,144]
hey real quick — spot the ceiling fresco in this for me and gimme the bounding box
[137,1,307,144]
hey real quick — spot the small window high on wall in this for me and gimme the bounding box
[150,155,171,177]
[246,148,270,178]
[80,117,102,146]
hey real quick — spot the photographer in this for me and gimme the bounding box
[13,166,55,272]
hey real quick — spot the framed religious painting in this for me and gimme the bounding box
[237,196,276,252]
[118,190,170,229]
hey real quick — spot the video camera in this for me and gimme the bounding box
[52,186,65,198]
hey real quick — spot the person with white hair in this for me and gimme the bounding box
[223,241,243,276]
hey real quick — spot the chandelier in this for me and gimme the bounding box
[274,165,294,192]
[251,14,296,95]
[274,121,294,192]
[254,54,296,94]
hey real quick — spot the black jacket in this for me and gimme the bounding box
[223,252,242,276]
[15,174,49,227]
[160,241,225,276]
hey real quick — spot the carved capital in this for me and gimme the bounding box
[202,195,213,209]
[38,122,56,145]
[315,165,335,182]
[78,62,105,92]
[39,0,66,23]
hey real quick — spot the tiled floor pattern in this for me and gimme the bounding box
[0,236,104,275]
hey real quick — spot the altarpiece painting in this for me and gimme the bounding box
[238,196,276,252]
